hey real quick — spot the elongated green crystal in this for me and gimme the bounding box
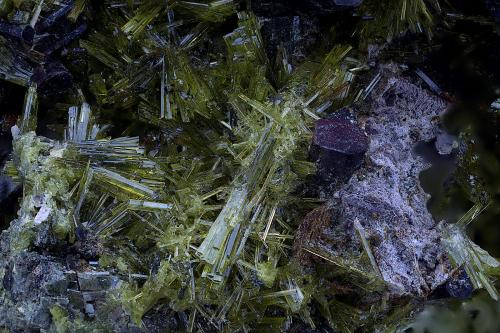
[441,206,500,300]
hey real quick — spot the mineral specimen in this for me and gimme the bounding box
[0,1,498,333]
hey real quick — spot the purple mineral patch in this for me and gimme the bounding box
[313,118,369,155]
[32,61,73,95]
[310,115,369,187]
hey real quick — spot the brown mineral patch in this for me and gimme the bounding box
[293,205,333,266]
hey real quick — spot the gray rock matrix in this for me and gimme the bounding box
[297,65,453,296]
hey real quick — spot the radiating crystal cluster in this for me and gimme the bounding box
[0,1,498,332]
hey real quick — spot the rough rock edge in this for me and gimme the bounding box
[296,64,453,297]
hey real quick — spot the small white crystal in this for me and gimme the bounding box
[34,204,51,225]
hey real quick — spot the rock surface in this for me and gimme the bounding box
[32,61,73,95]
[251,0,362,16]
[295,65,453,297]
[259,15,320,64]
[253,0,362,64]
[0,248,67,331]
[485,0,500,25]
